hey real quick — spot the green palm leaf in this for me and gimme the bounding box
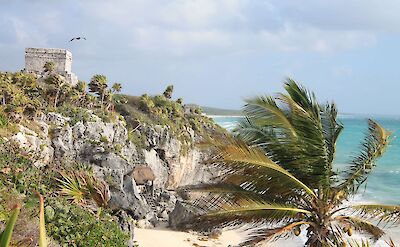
[194,199,311,229]
[0,204,21,247]
[339,120,392,194]
[182,80,393,246]
[210,138,317,199]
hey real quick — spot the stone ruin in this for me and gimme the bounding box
[24,47,78,85]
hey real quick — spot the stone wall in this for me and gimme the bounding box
[25,47,78,85]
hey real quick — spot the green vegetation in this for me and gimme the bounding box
[46,198,128,247]
[0,65,224,246]
[186,79,397,246]
[0,142,128,246]
[162,85,174,99]
[0,204,21,247]
[116,90,225,153]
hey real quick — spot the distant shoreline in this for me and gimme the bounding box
[206,115,244,118]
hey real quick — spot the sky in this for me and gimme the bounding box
[1,0,400,115]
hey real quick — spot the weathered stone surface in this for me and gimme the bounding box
[169,201,197,229]
[10,124,54,167]
[144,149,169,187]
[46,112,70,126]
[116,210,136,247]
[10,111,217,229]
[25,47,78,85]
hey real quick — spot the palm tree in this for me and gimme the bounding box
[112,83,122,93]
[88,74,108,108]
[163,85,174,99]
[185,79,397,247]
[73,81,87,106]
[45,74,66,108]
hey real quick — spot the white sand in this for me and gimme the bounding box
[134,227,400,247]
[134,227,303,247]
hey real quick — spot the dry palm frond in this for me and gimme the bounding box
[351,204,400,225]
[335,215,385,240]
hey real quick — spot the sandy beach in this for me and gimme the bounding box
[134,227,400,247]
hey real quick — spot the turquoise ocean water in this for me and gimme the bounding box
[212,115,400,205]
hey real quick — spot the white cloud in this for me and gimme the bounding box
[0,16,47,47]
[258,24,376,53]
[75,0,386,55]
[0,0,396,56]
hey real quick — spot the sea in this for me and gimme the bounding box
[212,115,400,205]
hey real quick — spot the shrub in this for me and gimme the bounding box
[99,135,109,144]
[138,94,155,113]
[46,198,129,247]
[0,112,8,128]
[152,95,168,108]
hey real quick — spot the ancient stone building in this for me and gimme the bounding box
[24,47,78,85]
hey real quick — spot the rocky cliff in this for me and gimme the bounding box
[9,111,217,229]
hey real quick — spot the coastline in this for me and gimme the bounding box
[206,114,244,118]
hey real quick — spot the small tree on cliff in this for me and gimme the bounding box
[45,74,67,108]
[89,75,108,108]
[163,85,174,99]
[112,83,122,93]
[74,81,87,106]
[43,62,55,73]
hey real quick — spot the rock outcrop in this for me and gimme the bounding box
[10,111,216,227]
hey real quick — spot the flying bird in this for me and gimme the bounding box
[69,37,86,42]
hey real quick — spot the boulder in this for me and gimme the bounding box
[169,201,197,229]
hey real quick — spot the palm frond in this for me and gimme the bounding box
[192,198,310,230]
[57,171,110,207]
[283,78,321,119]
[57,171,89,203]
[320,103,343,165]
[209,138,317,199]
[241,95,296,137]
[348,239,373,247]
[235,79,342,189]
[336,215,385,240]
[352,204,400,225]
[339,120,392,194]
[240,221,310,246]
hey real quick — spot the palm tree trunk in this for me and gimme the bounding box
[54,89,60,108]
[101,91,105,109]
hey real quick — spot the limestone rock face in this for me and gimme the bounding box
[141,125,215,190]
[10,111,217,231]
[10,123,54,168]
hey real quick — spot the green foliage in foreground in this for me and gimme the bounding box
[0,204,21,247]
[0,193,48,247]
[45,198,129,247]
[0,142,128,247]
[185,79,398,247]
